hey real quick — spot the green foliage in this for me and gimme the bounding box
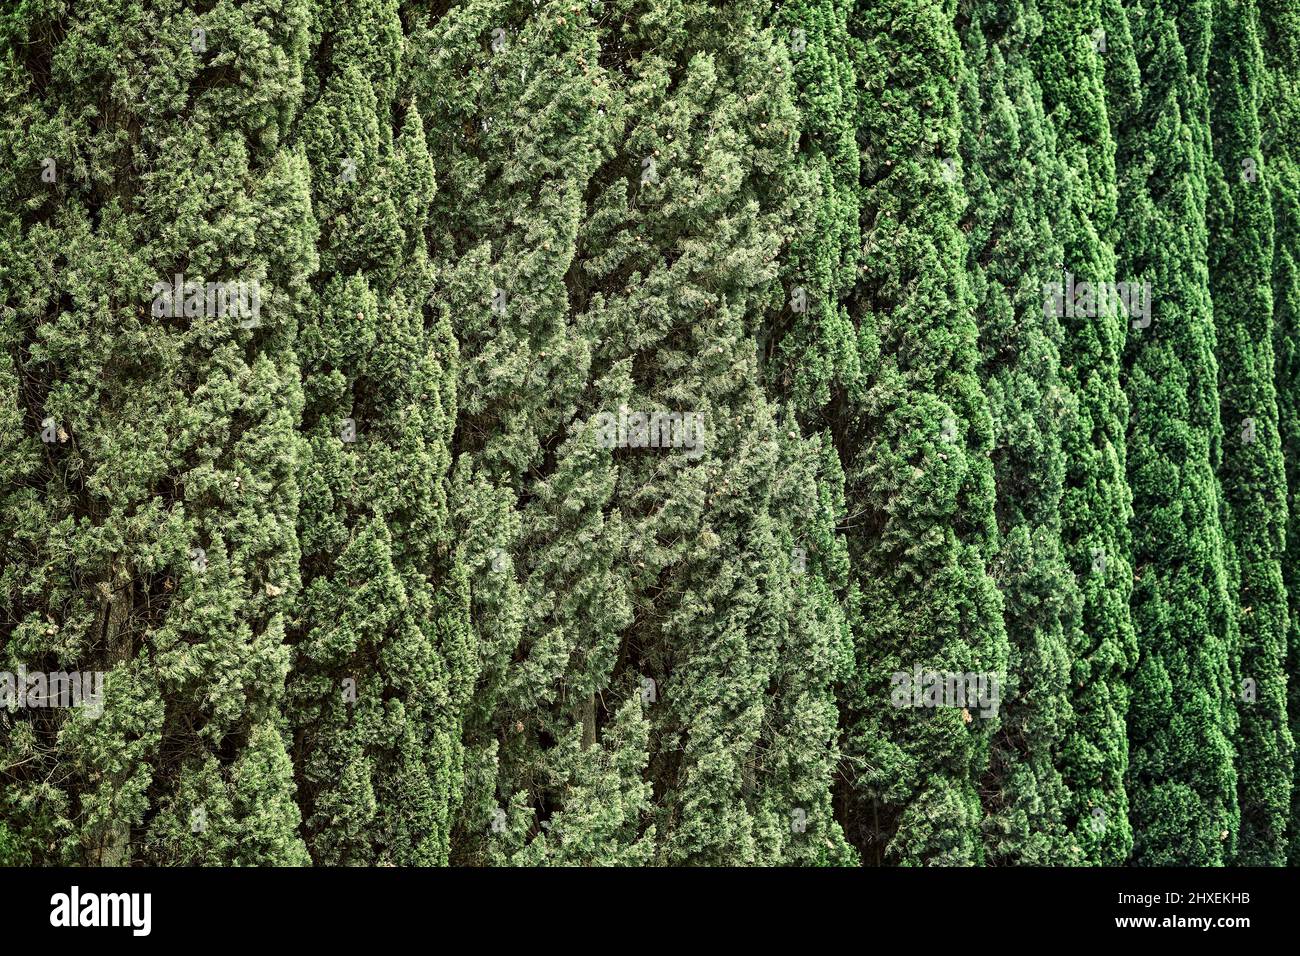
[1,0,315,865]
[1,0,1296,869]
[961,0,1080,865]
[834,0,1008,866]
[1259,0,1300,863]
[1209,0,1294,867]
[1116,0,1240,866]
[1034,0,1138,866]
[288,0,469,867]
[767,0,865,415]
[407,0,646,864]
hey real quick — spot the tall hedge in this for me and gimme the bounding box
[961,0,1079,865]
[2,0,1297,870]
[1034,0,1139,866]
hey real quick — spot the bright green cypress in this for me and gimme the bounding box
[1208,0,1294,867]
[0,5,39,864]
[1,0,315,864]
[1116,0,1239,866]
[835,0,1008,865]
[960,0,1080,865]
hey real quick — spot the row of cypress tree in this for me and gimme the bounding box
[1,0,1297,866]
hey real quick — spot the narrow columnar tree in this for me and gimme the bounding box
[835,0,1008,865]
[565,0,850,864]
[1258,0,1300,861]
[759,0,863,866]
[407,0,652,864]
[767,0,865,414]
[1115,0,1239,866]
[1032,0,1138,865]
[1,0,315,865]
[754,424,857,864]
[286,0,472,865]
[960,0,1080,865]
[1208,0,1293,867]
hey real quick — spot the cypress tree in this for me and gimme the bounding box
[1116,0,1239,865]
[407,0,653,864]
[1,0,315,864]
[835,0,1008,865]
[1033,0,1138,865]
[1258,0,1300,862]
[285,0,471,865]
[767,0,865,412]
[754,425,856,865]
[960,0,1080,865]
[761,0,863,866]
[1208,0,1293,867]
[565,0,849,865]
[409,0,856,866]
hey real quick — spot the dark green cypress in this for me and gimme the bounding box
[835,0,1008,865]
[1034,0,1138,865]
[960,0,1080,865]
[1258,0,1300,862]
[767,0,865,413]
[761,0,863,866]
[1116,0,1239,865]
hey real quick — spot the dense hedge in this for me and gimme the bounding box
[1,0,1295,866]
